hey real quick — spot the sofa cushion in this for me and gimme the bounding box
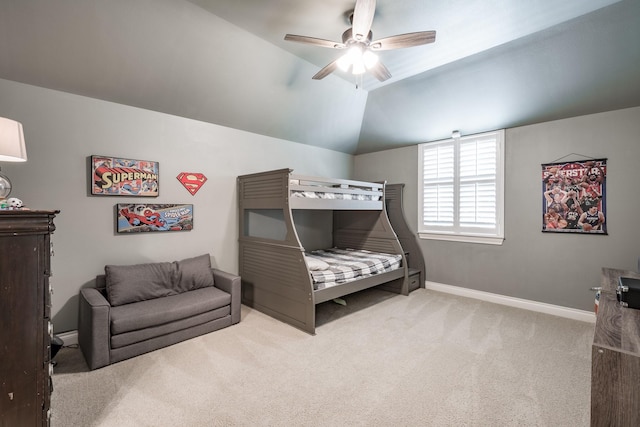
[173,254,214,293]
[105,262,177,306]
[110,286,231,335]
[111,306,230,349]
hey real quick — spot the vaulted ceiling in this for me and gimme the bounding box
[1,0,639,154]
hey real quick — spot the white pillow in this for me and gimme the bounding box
[305,255,330,271]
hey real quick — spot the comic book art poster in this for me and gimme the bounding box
[542,158,607,234]
[91,155,159,196]
[116,204,193,233]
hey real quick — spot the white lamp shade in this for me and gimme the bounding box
[0,117,27,162]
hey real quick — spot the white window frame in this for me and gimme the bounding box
[418,129,505,245]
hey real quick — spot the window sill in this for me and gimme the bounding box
[418,232,504,246]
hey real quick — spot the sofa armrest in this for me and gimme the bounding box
[78,288,111,370]
[212,268,241,324]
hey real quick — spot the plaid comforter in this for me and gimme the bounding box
[306,248,402,290]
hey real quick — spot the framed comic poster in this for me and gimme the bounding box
[542,158,607,234]
[116,204,193,233]
[91,155,159,196]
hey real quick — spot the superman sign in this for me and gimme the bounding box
[177,172,207,195]
[91,155,159,197]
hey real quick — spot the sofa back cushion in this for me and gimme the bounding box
[173,254,215,293]
[105,262,177,306]
[104,254,215,306]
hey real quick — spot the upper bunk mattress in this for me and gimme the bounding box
[289,177,383,204]
[291,189,381,201]
[305,248,403,291]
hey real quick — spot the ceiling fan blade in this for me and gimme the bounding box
[312,60,339,80]
[370,31,436,51]
[352,0,376,41]
[368,60,392,82]
[284,34,345,49]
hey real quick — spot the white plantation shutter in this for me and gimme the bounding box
[419,130,504,245]
[459,138,496,227]
[422,143,454,226]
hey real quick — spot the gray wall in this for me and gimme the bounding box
[354,106,640,311]
[0,78,353,333]
[3,74,639,332]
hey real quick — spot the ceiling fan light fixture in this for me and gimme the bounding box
[337,52,353,72]
[351,50,365,74]
[283,0,436,82]
[348,45,364,60]
[338,45,366,73]
[352,60,366,75]
[363,50,378,69]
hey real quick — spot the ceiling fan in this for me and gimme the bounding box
[284,0,436,82]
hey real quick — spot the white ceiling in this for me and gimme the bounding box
[0,0,638,154]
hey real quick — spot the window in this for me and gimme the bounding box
[418,129,504,245]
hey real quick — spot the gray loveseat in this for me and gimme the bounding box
[78,254,240,370]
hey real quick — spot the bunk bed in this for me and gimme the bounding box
[237,168,409,334]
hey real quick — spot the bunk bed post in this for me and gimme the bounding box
[380,181,410,295]
[237,169,316,334]
[385,184,426,291]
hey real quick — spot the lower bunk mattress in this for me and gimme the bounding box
[304,248,403,291]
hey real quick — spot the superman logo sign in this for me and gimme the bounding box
[177,172,207,195]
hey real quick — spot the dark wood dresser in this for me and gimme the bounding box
[591,267,640,426]
[0,210,58,427]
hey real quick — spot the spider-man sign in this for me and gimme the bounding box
[116,204,193,233]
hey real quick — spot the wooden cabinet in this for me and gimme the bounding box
[0,210,58,427]
[591,267,640,426]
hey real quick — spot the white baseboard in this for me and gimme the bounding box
[424,281,596,323]
[57,330,78,346]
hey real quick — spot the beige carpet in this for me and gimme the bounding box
[51,288,594,426]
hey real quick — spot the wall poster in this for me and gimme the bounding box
[116,204,193,233]
[91,155,159,196]
[542,158,607,234]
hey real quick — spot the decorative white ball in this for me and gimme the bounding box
[7,197,23,208]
